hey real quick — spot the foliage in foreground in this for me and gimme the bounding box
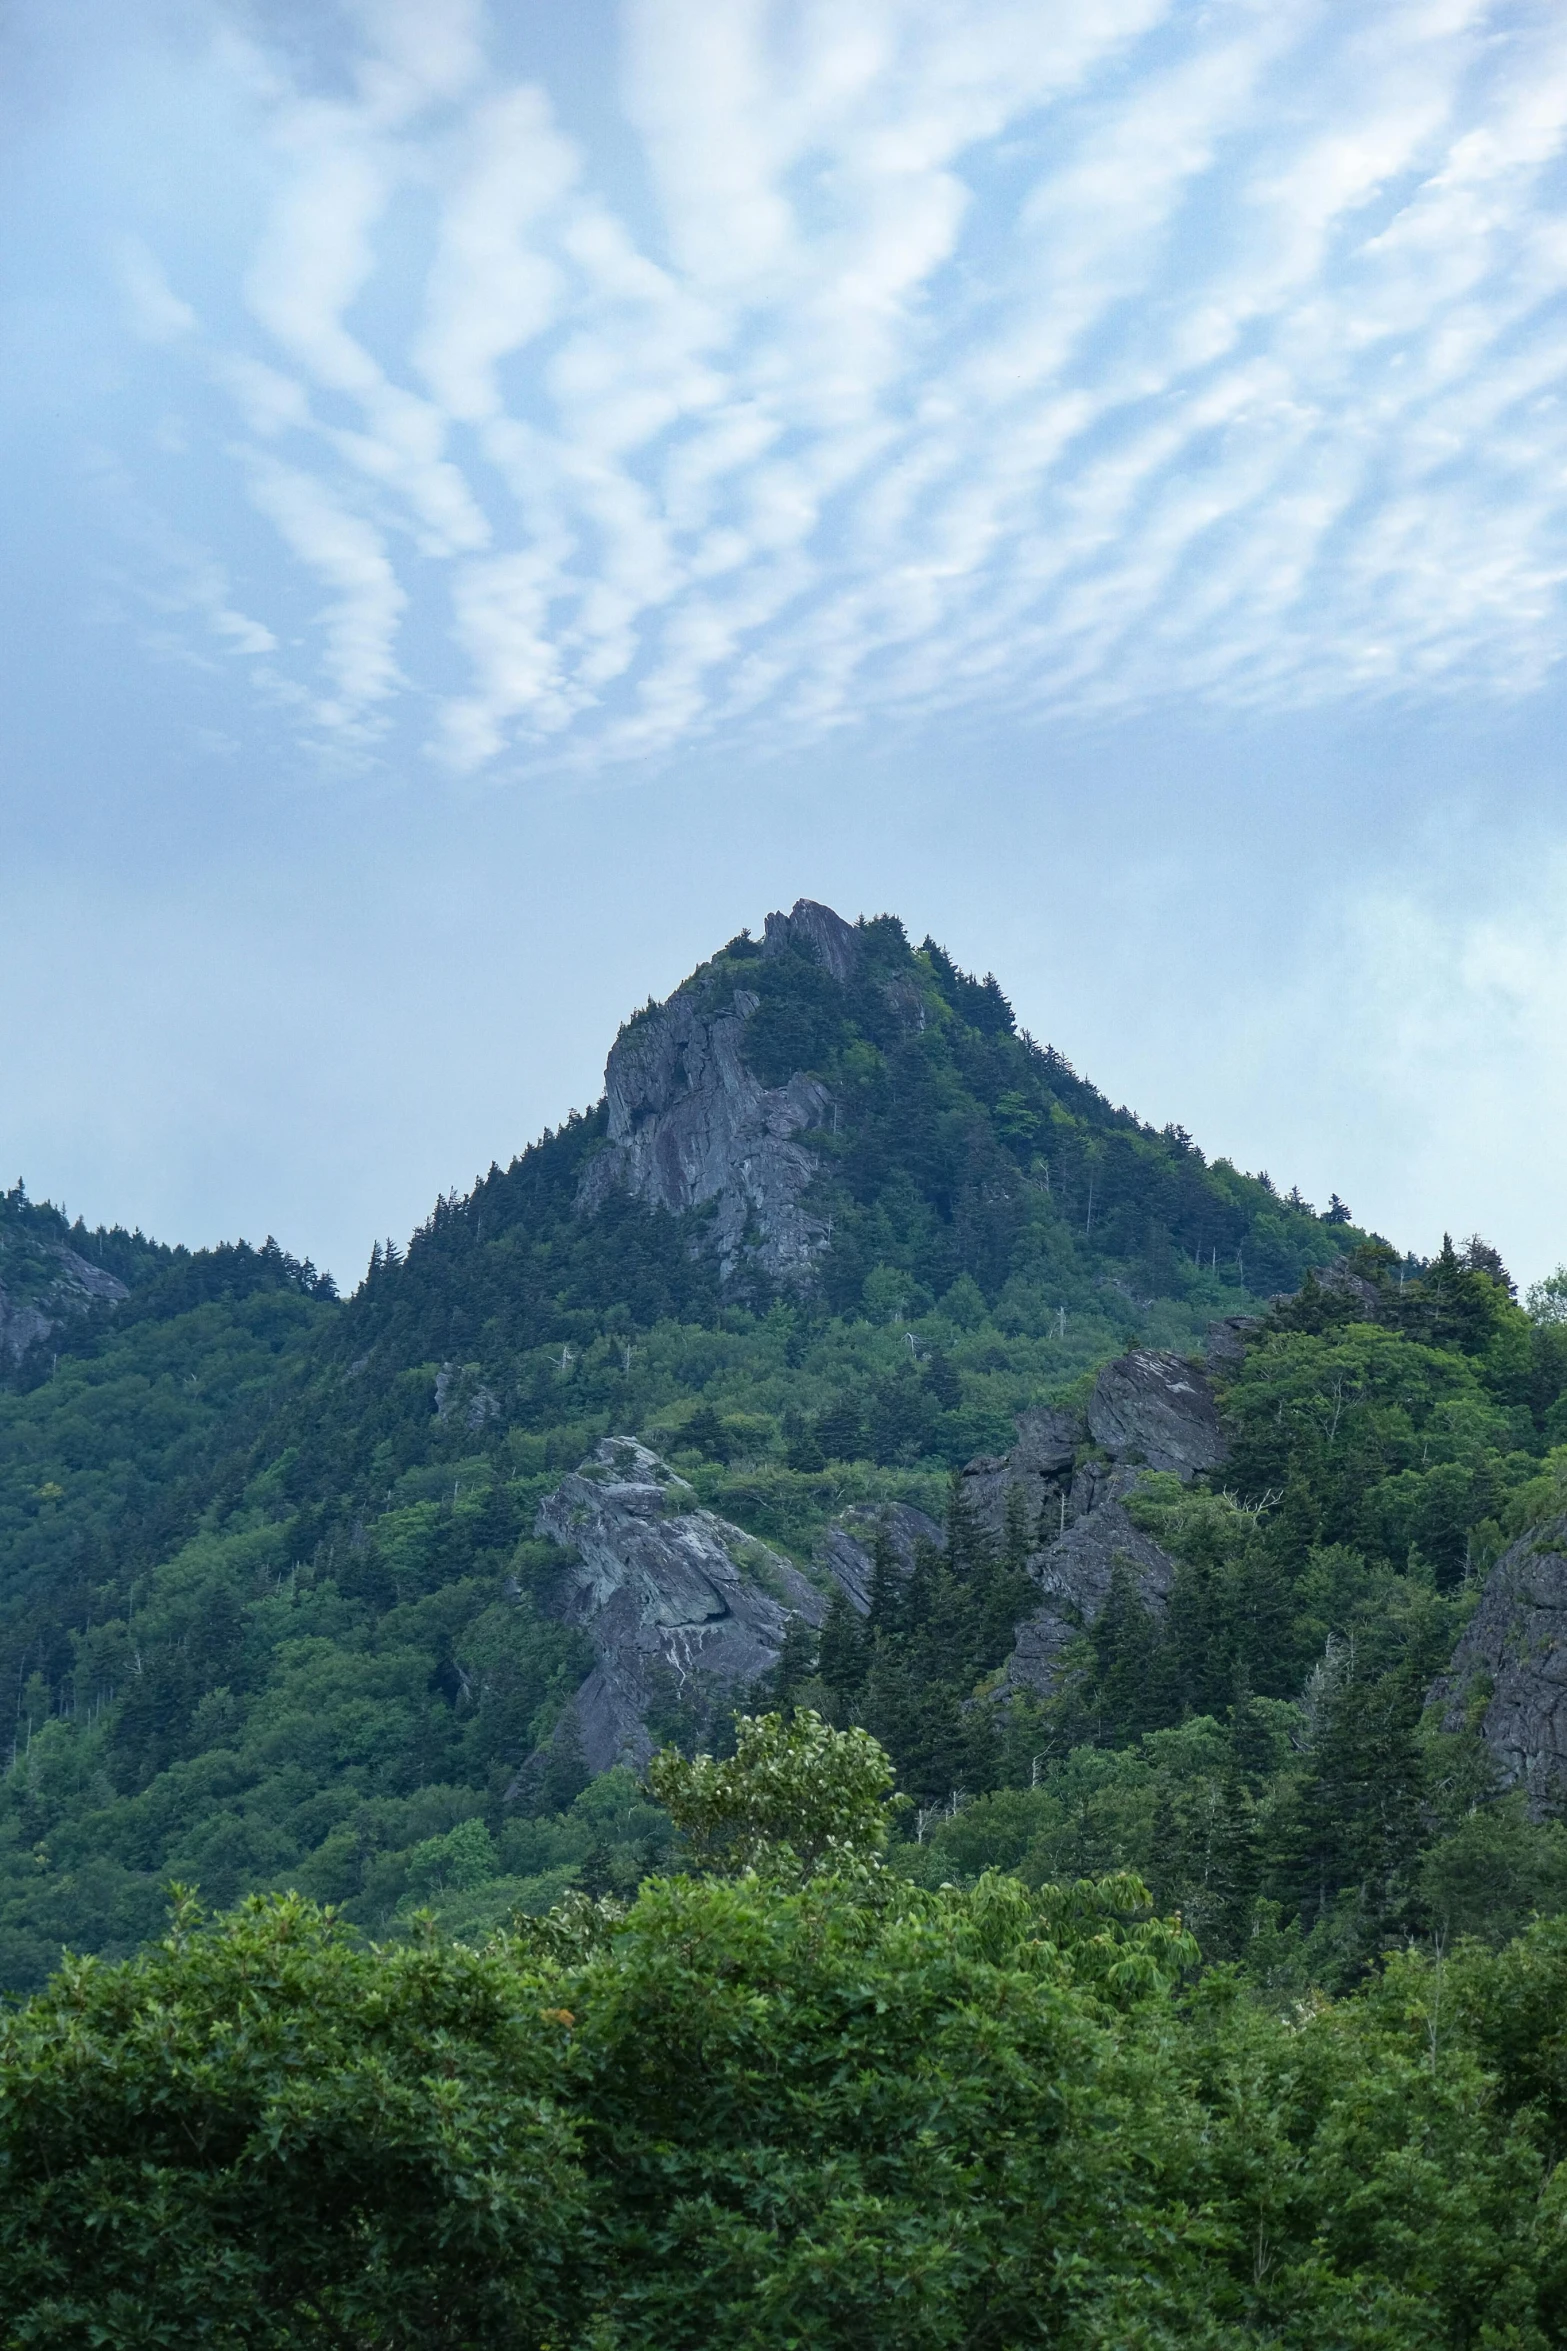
[2,1715,1566,2349]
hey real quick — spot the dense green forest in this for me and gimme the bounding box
[4,1715,1566,2347]
[1,916,1564,1991]
[4,907,1567,2340]
[0,914,1380,1988]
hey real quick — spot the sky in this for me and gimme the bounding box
[2,0,1566,1291]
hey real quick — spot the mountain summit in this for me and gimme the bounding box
[1,901,1562,1991]
[577,902,860,1286]
[567,895,1344,1324]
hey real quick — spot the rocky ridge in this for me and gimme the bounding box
[823,1344,1229,1703]
[575,900,861,1287]
[0,1234,127,1367]
[523,1344,1232,1786]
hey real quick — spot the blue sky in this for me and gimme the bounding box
[3,0,1566,1288]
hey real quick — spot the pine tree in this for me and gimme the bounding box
[1202,1776,1258,1959]
[817,1589,869,1698]
[1001,1480,1035,1575]
[867,1523,902,1634]
[944,1473,991,1583]
[770,1615,820,1709]
[1090,1561,1172,1744]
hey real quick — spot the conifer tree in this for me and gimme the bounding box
[867,1522,902,1633]
[817,1588,869,1699]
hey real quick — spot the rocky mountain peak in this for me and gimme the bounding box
[576,899,864,1288]
[763,897,861,983]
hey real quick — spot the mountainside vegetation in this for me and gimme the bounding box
[6,908,1567,2343]
[4,1717,1566,2348]
[0,912,1564,2008]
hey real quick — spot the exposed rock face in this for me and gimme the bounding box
[577,901,859,1287]
[1203,1315,1260,1372]
[959,1405,1082,1547]
[0,1240,127,1366]
[1314,1257,1382,1317]
[522,1438,827,1778]
[818,1501,945,1615]
[1431,1517,1567,1815]
[988,1345,1223,1703]
[763,898,861,983]
[522,1334,1234,1773]
[1086,1349,1225,1477]
[1001,1469,1180,1699]
[433,1364,500,1430]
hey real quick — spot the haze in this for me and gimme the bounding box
[3,0,1565,1286]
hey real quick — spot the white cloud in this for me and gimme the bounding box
[244,455,404,721]
[413,86,577,422]
[82,444,278,664]
[110,0,1567,769]
[115,236,197,343]
[1266,841,1567,1288]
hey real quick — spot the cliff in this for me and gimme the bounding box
[0,1231,127,1366]
[522,1437,829,1777]
[576,901,861,1287]
[1432,1515,1567,1814]
[526,1344,1230,1775]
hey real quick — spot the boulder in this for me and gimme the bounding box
[1431,1517,1567,1815]
[517,1438,825,1782]
[1086,1349,1225,1477]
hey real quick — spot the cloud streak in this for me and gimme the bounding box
[107,0,1567,767]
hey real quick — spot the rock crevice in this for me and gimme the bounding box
[989,1347,1225,1701]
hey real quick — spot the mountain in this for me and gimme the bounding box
[1,902,1564,1992]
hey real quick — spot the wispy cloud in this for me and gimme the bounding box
[110,0,1567,767]
[244,454,405,722]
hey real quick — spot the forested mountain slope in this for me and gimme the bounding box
[1,904,1563,1992]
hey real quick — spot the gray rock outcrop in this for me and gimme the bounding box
[959,1405,1082,1547]
[1431,1516,1567,1814]
[764,898,861,982]
[1000,1468,1180,1700]
[520,1437,827,1779]
[0,1239,127,1366]
[1203,1315,1260,1372]
[1086,1349,1226,1476]
[433,1364,500,1430]
[989,1346,1223,1703]
[577,901,861,1287]
[818,1501,945,1615]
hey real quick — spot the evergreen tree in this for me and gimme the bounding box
[769,1615,820,1710]
[867,1522,902,1633]
[817,1589,869,1699]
